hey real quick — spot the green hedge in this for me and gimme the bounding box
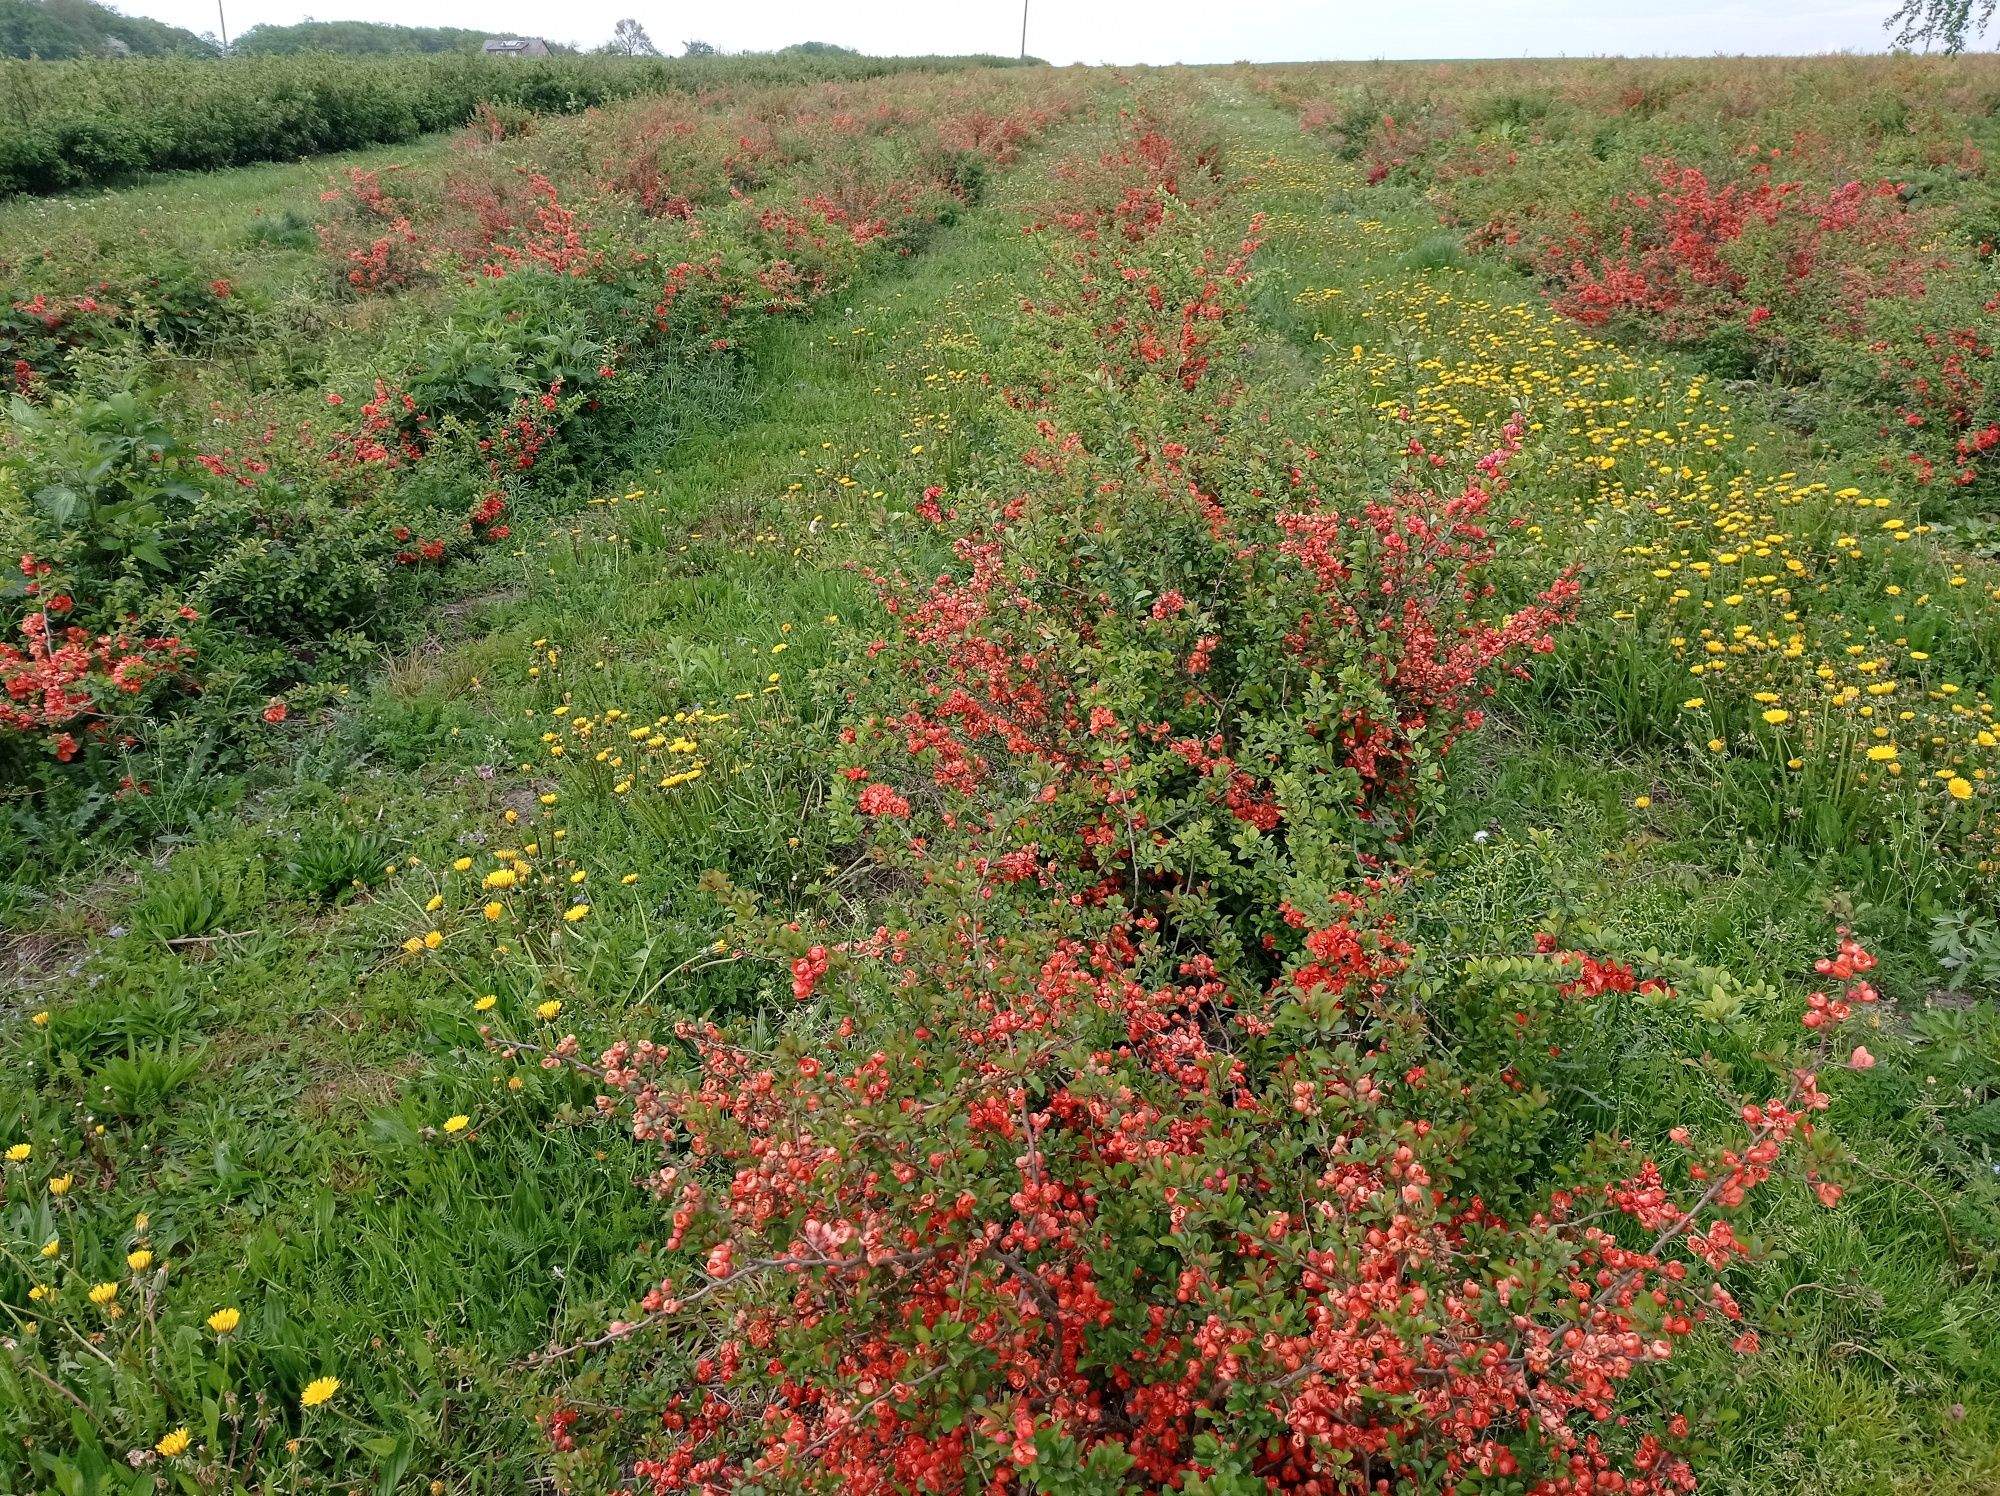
[0,51,1034,195]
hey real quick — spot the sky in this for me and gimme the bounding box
[121,0,1911,64]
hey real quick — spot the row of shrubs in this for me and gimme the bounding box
[0,70,1089,849]
[0,50,1039,195]
[531,103,1883,1493]
[1251,54,2000,507]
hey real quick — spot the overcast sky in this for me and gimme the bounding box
[123,0,1917,64]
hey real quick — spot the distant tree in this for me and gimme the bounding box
[605,17,658,55]
[1885,0,1996,51]
[681,37,715,56]
[0,0,217,58]
[232,19,491,54]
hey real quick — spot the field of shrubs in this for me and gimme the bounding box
[0,50,1036,194]
[3,53,1999,1496]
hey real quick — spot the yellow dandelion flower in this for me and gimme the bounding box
[5,1143,28,1162]
[88,1282,118,1305]
[424,894,444,913]
[32,1011,48,1025]
[1632,796,1651,810]
[402,937,425,955]
[621,873,639,885]
[49,1172,73,1195]
[536,999,563,1021]
[484,868,517,890]
[1707,738,1727,753]
[1682,698,1704,710]
[484,901,504,921]
[1867,744,1899,762]
[1762,709,1790,726]
[40,1237,59,1258]
[1948,777,1974,800]
[453,857,473,871]
[539,793,558,806]
[207,1307,240,1334]
[562,905,589,923]
[155,1428,191,1458]
[28,1283,52,1301]
[127,1249,152,1272]
[300,1376,340,1409]
[442,1115,470,1134]
[423,930,444,951]
[474,994,498,1012]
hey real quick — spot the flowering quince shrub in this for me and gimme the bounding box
[0,601,196,771]
[1254,56,2000,499]
[0,69,1090,817]
[539,108,1870,1496]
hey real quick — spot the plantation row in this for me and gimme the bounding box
[1250,56,2000,511]
[0,50,1038,195]
[1,66,1087,852]
[3,64,1998,1496]
[1252,55,2000,903]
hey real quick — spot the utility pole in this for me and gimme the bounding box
[1019,0,1027,59]
[217,0,228,50]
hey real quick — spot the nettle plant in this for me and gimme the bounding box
[546,114,1873,1495]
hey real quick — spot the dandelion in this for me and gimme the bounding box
[32,1011,48,1025]
[423,930,444,950]
[484,901,504,920]
[425,894,444,913]
[4,1142,28,1162]
[563,905,589,923]
[156,1428,191,1458]
[402,936,425,954]
[1762,709,1790,726]
[1948,776,1974,800]
[1707,738,1727,753]
[300,1376,340,1409]
[475,994,498,1012]
[621,872,639,885]
[539,793,558,806]
[40,1237,59,1258]
[127,1249,152,1272]
[537,999,563,1020]
[88,1282,118,1305]
[1682,697,1705,709]
[1632,796,1651,809]
[1867,744,1899,762]
[453,857,473,871]
[484,868,517,890]
[443,1114,470,1134]
[207,1307,240,1334]
[49,1172,73,1195]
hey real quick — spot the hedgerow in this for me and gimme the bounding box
[0,50,1039,196]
